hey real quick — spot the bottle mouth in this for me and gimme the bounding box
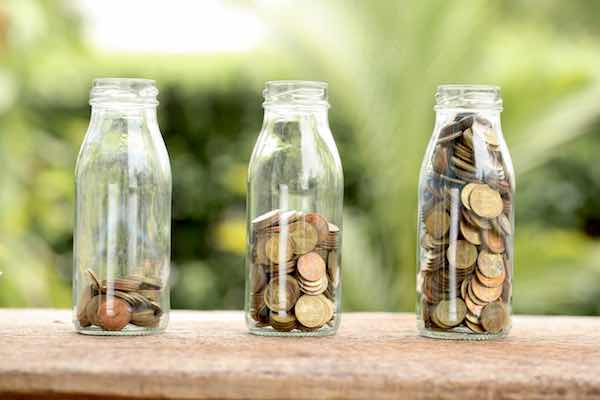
[263,80,329,108]
[435,84,502,111]
[90,78,159,106]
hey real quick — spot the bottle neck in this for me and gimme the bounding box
[263,105,329,127]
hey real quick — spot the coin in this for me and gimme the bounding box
[297,252,326,282]
[264,275,300,312]
[466,319,485,333]
[465,292,484,317]
[97,298,131,331]
[290,221,318,254]
[496,213,512,235]
[304,213,330,243]
[471,276,502,303]
[252,209,280,230]
[481,229,505,254]
[469,185,503,219]
[460,183,477,210]
[425,206,450,239]
[265,235,295,264]
[447,240,478,269]
[434,298,466,328]
[77,286,93,327]
[477,250,505,279]
[460,219,481,245]
[295,294,328,328]
[480,302,508,333]
[250,263,268,293]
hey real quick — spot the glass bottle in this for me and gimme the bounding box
[245,81,344,336]
[417,85,514,340]
[73,78,171,335]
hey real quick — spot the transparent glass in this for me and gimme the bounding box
[245,81,344,336]
[73,78,172,335]
[416,85,514,340]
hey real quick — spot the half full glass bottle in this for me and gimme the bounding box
[245,81,344,336]
[73,78,172,335]
[417,85,515,340]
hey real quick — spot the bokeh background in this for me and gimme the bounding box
[1,0,600,314]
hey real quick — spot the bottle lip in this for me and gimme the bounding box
[435,84,502,111]
[263,80,329,108]
[90,77,159,106]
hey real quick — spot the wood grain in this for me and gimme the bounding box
[0,309,599,399]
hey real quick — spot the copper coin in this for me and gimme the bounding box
[304,212,330,243]
[482,229,505,254]
[471,276,502,303]
[297,252,326,282]
[97,298,131,331]
[480,302,508,333]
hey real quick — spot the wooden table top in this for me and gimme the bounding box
[0,309,599,399]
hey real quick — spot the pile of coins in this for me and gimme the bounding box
[248,209,339,332]
[419,113,513,335]
[76,269,164,331]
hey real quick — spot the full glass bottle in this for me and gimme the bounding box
[417,85,514,340]
[245,81,344,336]
[73,78,171,335]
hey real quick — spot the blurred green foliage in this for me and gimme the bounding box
[1,0,600,314]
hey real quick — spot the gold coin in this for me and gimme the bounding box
[461,183,478,210]
[297,252,326,282]
[477,250,505,279]
[469,185,503,219]
[265,235,294,264]
[482,229,505,254]
[290,221,319,254]
[460,220,481,245]
[471,276,502,303]
[327,250,339,286]
[447,240,478,269]
[434,298,466,328]
[424,206,450,239]
[480,302,508,333]
[295,294,327,328]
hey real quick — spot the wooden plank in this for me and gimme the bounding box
[0,309,599,399]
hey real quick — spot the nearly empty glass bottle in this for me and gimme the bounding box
[73,78,171,335]
[245,81,344,336]
[417,85,515,340]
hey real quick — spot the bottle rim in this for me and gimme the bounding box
[263,80,329,108]
[435,84,502,111]
[90,78,159,106]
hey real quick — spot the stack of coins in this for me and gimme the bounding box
[419,113,512,335]
[248,209,340,332]
[77,268,164,331]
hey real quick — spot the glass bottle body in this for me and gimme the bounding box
[245,81,344,336]
[73,79,171,335]
[417,85,514,340]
